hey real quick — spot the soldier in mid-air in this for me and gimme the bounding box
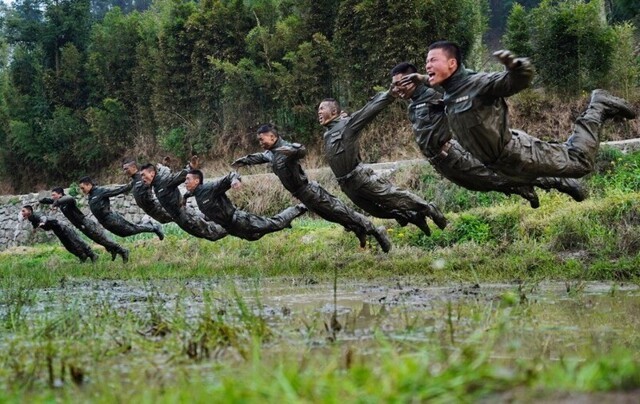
[122,159,174,224]
[421,41,636,180]
[21,205,97,263]
[138,159,227,242]
[78,176,164,241]
[317,90,447,236]
[390,62,586,208]
[232,124,392,252]
[40,187,129,262]
[183,169,307,241]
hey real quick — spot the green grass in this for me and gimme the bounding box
[1,150,640,402]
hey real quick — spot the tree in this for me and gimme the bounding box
[529,0,615,94]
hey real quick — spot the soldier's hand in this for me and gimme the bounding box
[189,155,200,170]
[274,146,295,156]
[493,50,527,70]
[231,178,242,190]
[397,73,426,87]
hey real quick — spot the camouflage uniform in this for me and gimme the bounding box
[27,212,97,262]
[441,61,636,179]
[407,84,585,204]
[130,167,174,224]
[321,91,447,235]
[232,137,391,251]
[149,166,227,242]
[40,195,128,259]
[86,183,163,239]
[185,172,306,241]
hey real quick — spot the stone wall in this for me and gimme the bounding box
[0,188,165,250]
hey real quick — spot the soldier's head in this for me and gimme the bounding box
[426,41,462,86]
[391,62,419,99]
[122,158,139,177]
[51,187,65,200]
[78,177,94,195]
[257,124,279,150]
[140,164,157,185]
[21,205,33,219]
[185,170,203,193]
[318,98,340,126]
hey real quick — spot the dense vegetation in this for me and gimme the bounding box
[0,0,638,192]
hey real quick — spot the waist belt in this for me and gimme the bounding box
[429,140,453,165]
[335,164,365,185]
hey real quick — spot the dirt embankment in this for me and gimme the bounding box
[1,91,639,194]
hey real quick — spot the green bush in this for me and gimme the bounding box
[503,0,616,95]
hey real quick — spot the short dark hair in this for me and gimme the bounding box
[257,124,278,137]
[320,98,340,114]
[122,158,137,166]
[140,163,156,173]
[428,40,462,68]
[188,169,204,184]
[23,205,33,212]
[391,62,418,76]
[79,176,94,185]
[51,187,64,195]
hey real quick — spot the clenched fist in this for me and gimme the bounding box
[493,50,530,70]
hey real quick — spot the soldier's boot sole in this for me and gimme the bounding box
[414,213,432,236]
[356,230,368,249]
[121,249,130,264]
[154,224,165,241]
[554,178,587,202]
[425,203,447,230]
[515,186,540,209]
[590,89,636,120]
[372,226,392,253]
[390,210,409,227]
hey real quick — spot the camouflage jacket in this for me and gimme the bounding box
[322,91,394,177]
[232,138,309,194]
[441,62,534,163]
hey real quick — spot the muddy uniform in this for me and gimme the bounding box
[441,62,635,179]
[232,138,390,249]
[27,212,97,262]
[130,169,174,224]
[408,84,585,203]
[322,91,446,233]
[185,172,305,241]
[39,196,128,258]
[150,167,227,241]
[87,183,161,238]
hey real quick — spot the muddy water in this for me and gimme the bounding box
[5,279,639,351]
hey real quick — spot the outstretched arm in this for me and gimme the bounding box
[231,152,271,168]
[101,182,133,198]
[274,143,307,160]
[52,195,77,207]
[202,172,241,196]
[478,50,534,98]
[346,89,395,136]
[165,169,189,188]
